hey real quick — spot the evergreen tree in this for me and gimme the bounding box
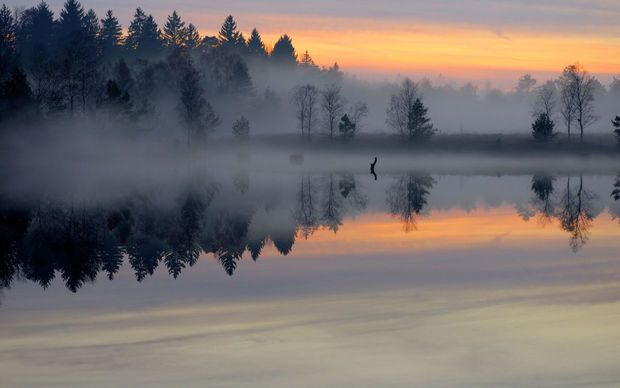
[56,0,85,44]
[141,15,162,55]
[103,79,132,118]
[56,0,89,112]
[83,9,99,40]
[178,61,221,146]
[0,67,33,120]
[0,4,16,77]
[125,7,147,49]
[125,8,161,55]
[162,11,186,49]
[15,2,56,112]
[184,23,200,49]
[271,34,297,65]
[613,116,620,145]
[113,58,133,94]
[532,112,556,142]
[246,28,267,57]
[16,2,55,66]
[299,50,317,69]
[78,9,100,111]
[338,114,356,141]
[217,15,244,51]
[99,10,122,58]
[407,98,435,141]
[327,62,343,80]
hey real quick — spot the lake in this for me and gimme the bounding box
[1,163,620,387]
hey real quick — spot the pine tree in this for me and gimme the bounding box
[125,8,147,49]
[338,114,356,141]
[178,63,221,146]
[532,112,556,142]
[299,50,317,69]
[125,8,161,55]
[184,24,201,49]
[217,15,243,50]
[327,62,343,80]
[57,0,85,43]
[0,4,16,77]
[246,28,267,57]
[407,98,435,141]
[103,79,132,118]
[613,116,620,145]
[56,0,89,112]
[141,15,162,54]
[114,58,133,94]
[162,11,186,48]
[78,9,100,111]
[99,10,122,57]
[271,34,297,65]
[15,2,55,112]
[0,67,33,120]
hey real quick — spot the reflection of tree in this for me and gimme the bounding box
[610,175,620,224]
[530,175,556,222]
[295,175,318,239]
[613,175,620,201]
[0,173,371,291]
[0,206,30,289]
[321,174,345,233]
[24,206,102,292]
[203,213,251,276]
[558,176,595,252]
[125,208,166,282]
[270,222,296,256]
[386,174,435,232]
[338,174,367,211]
[163,191,208,278]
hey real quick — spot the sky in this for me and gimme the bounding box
[6,0,619,86]
[8,0,620,83]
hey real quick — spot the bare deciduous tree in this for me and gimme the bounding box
[532,80,556,118]
[560,64,599,143]
[320,84,345,140]
[348,101,368,129]
[293,84,318,141]
[386,78,418,136]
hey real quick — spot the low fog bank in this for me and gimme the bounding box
[1,125,620,205]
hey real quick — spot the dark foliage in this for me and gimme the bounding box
[532,112,556,142]
[613,116,620,145]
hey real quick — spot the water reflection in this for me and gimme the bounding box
[386,174,435,232]
[1,173,619,293]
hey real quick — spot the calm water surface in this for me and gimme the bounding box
[1,170,620,387]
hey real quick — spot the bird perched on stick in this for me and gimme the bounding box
[370,157,377,180]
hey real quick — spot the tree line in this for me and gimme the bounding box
[0,1,618,146]
[0,1,342,144]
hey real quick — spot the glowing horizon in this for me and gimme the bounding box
[4,0,620,86]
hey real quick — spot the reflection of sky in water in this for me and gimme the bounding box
[1,173,620,386]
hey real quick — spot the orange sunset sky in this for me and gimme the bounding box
[6,0,620,86]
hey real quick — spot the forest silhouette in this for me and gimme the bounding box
[1,1,619,144]
[1,172,618,293]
